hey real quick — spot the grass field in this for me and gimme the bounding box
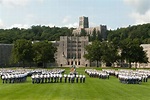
[0,67,150,100]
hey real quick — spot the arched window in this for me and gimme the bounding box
[71,61,73,65]
[75,61,77,65]
[68,61,70,65]
[78,61,80,65]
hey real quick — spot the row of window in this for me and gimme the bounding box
[68,61,80,65]
[67,49,81,51]
[67,45,81,47]
[68,41,81,43]
[67,53,81,59]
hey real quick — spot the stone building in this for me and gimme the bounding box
[55,36,89,67]
[0,44,13,66]
[0,42,150,67]
[0,36,89,67]
[73,16,107,40]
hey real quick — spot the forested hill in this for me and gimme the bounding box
[0,23,150,44]
[107,23,150,44]
[0,26,74,44]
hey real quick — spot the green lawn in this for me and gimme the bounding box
[0,68,150,100]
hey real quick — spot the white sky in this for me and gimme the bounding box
[0,0,150,29]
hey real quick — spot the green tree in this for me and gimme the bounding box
[12,39,33,67]
[80,29,87,36]
[84,40,102,67]
[90,28,97,41]
[101,41,119,67]
[97,31,102,41]
[33,41,57,67]
[120,39,148,68]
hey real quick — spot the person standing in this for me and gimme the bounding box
[76,74,78,83]
[80,74,82,83]
[31,74,35,84]
[47,74,50,83]
[68,74,71,83]
[51,74,53,83]
[64,74,67,83]
[59,74,62,83]
[83,75,85,83]
[2,75,5,84]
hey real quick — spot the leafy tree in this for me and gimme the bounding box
[120,39,148,68]
[0,25,73,43]
[12,39,33,67]
[84,40,102,67]
[32,41,57,67]
[97,30,102,41]
[101,41,119,66]
[80,29,87,36]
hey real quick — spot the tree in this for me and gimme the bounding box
[90,28,97,41]
[97,31,102,41]
[12,39,33,67]
[84,40,102,67]
[131,45,148,68]
[80,29,87,36]
[120,39,148,68]
[32,41,57,67]
[101,41,119,67]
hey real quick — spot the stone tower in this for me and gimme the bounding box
[79,16,89,28]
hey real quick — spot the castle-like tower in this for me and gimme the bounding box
[73,16,107,40]
[79,16,89,28]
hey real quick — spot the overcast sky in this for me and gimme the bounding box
[0,0,150,29]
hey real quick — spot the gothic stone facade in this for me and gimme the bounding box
[1,40,150,68]
[55,36,89,67]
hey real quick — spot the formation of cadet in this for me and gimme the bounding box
[31,73,63,83]
[115,69,149,84]
[1,73,28,83]
[85,69,109,79]
[1,68,150,85]
[0,68,65,84]
[102,69,115,76]
[31,69,65,84]
[64,74,85,83]
[31,72,85,84]
[0,68,30,84]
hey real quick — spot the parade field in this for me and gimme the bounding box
[0,68,150,100]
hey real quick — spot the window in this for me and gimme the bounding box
[67,49,70,51]
[78,53,81,59]
[72,45,76,47]
[73,53,76,59]
[78,49,81,51]
[78,61,80,65]
[67,53,71,59]
[72,41,76,43]
[73,49,76,51]
[78,45,81,47]
[75,61,77,65]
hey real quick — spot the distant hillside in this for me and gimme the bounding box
[0,26,74,44]
[0,24,150,44]
[107,23,150,44]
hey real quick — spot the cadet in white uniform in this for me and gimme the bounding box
[83,75,85,83]
[64,74,67,83]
